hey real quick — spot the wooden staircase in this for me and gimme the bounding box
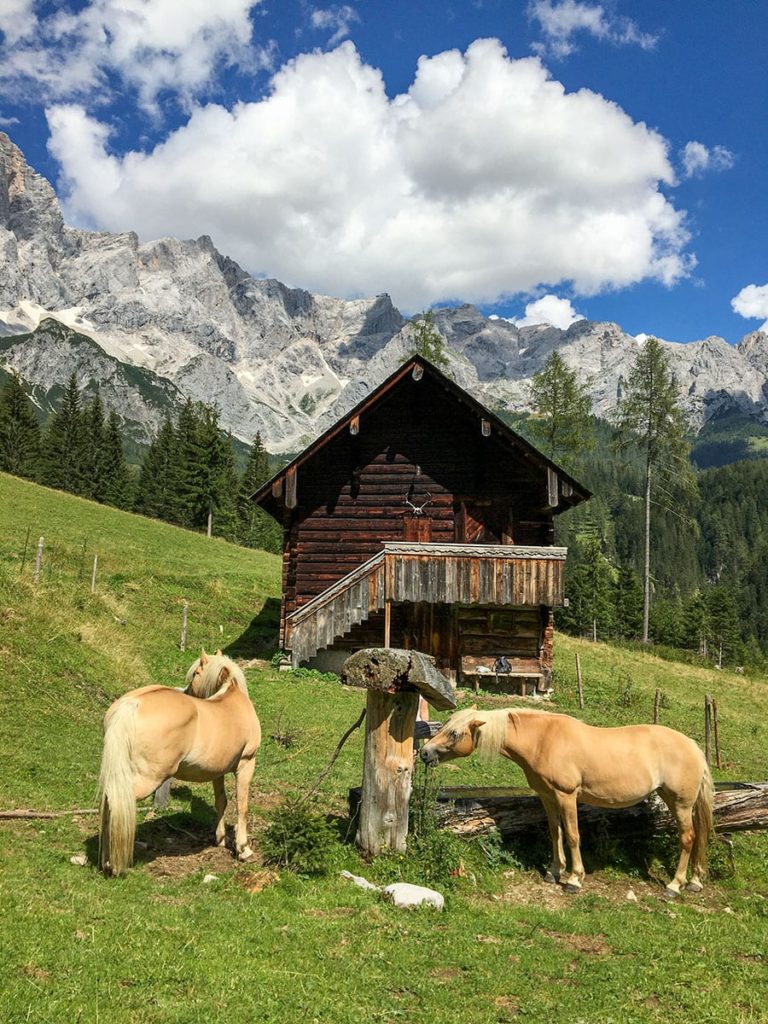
[285,543,566,667]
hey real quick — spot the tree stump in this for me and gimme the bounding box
[342,648,456,857]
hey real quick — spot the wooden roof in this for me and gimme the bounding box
[252,355,591,516]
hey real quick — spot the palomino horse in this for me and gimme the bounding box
[421,708,714,898]
[98,651,261,875]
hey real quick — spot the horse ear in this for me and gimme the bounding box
[467,719,484,739]
[200,649,208,665]
[215,649,223,657]
[216,665,230,689]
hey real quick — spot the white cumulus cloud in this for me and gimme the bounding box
[46,39,692,311]
[528,0,658,58]
[680,140,735,178]
[731,283,768,332]
[0,0,270,112]
[513,294,584,329]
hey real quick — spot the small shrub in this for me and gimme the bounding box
[261,799,338,875]
[475,828,523,871]
[269,707,301,748]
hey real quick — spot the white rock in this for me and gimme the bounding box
[202,874,217,884]
[69,854,88,867]
[340,870,380,892]
[625,889,638,903]
[381,882,444,910]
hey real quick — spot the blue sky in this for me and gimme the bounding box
[0,1,765,342]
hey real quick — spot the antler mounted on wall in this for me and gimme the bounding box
[404,492,433,516]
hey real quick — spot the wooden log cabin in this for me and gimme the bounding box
[252,356,590,689]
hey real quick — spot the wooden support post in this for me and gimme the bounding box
[384,600,391,649]
[34,536,44,583]
[712,698,722,769]
[575,653,584,709]
[91,554,98,594]
[653,688,661,724]
[358,687,419,854]
[154,779,172,809]
[180,600,188,652]
[705,695,713,765]
[342,648,456,858]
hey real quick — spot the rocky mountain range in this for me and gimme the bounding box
[2,130,767,456]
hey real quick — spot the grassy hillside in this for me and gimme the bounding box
[2,472,768,1024]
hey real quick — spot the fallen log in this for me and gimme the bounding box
[0,808,99,819]
[432,782,768,838]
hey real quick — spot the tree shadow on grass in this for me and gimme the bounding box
[225,597,281,659]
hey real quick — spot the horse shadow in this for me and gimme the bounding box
[84,791,230,869]
[225,597,281,659]
[498,810,677,879]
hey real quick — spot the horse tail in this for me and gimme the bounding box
[692,761,715,878]
[98,699,139,876]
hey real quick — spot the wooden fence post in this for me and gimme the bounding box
[180,601,188,652]
[704,695,713,765]
[20,526,31,575]
[712,698,722,769]
[91,554,98,594]
[34,536,44,583]
[653,688,661,724]
[575,653,584,709]
[342,648,456,857]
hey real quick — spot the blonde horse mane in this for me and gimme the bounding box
[441,707,512,760]
[186,652,249,698]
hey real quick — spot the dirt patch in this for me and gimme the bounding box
[428,967,464,981]
[493,995,520,1016]
[147,842,238,880]
[237,868,279,895]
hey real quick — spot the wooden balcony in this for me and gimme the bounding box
[285,543,566,666]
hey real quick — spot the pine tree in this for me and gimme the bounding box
[614,338,696,642]
[101,411,132,508]
[174,400,206,528]
[81,393,106,502]
[614,564,644,641]
[0,373,41,479]
[237,433,282,552]
[408,311,448,368]
[39,372,87,494]
[530,351,593,469]
[134,418,180,521]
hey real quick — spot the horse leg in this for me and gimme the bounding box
[659,790,696,898]
[213,776,227,847]
[234,757,256,861]
[540,794,566,884]
[557,793,585,893]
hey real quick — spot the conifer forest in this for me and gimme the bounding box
[1,361,766,667]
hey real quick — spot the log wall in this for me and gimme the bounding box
[282,373,557,633]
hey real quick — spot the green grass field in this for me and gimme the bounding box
[1,471,768,1024]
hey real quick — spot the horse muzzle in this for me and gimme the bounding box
[420,746,440,767]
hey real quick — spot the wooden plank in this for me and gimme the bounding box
[286,466,298,509]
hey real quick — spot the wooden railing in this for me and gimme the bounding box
[286,543,566,666]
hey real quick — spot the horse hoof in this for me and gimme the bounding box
[563,883,581,895]
[686,881,703,893]
[663,887,679,900]
[238,846,255,862]
[216,838,227,848]
[544,871,560,885]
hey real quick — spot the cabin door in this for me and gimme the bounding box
[403,514,433,543]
